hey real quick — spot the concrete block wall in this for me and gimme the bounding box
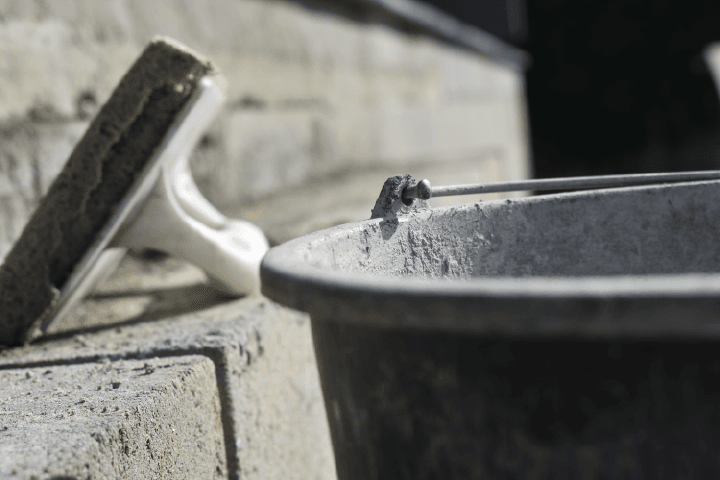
[0,0,529,257]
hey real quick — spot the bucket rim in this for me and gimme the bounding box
[261,183,720,338]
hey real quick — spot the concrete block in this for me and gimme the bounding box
[0,355,226,479]
[0,20,100,121]
[223,110,316,200]
[0,296,336,480]
[441,49,522,101]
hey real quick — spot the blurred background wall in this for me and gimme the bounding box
[0,0,530,255]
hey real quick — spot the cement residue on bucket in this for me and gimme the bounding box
[295,179,720,282]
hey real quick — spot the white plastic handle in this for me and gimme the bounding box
[110,76,269,296]
[112,155,268,295]
[32,75,267,338]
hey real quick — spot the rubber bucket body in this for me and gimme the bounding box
[261,180,720,480]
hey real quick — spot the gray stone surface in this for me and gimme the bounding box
[0,355,226,479]
[0,295,336,480]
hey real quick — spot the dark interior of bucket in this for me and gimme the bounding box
[311,181,720,279]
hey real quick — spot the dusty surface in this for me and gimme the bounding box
[1,294,336,480]
[0,355,226,480]
[47,251,230,334]
[285,180,720,279]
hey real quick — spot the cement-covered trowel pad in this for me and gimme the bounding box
[0,355,226,479]
[0,37,213,346]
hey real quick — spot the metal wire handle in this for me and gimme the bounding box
[402,171,720,201]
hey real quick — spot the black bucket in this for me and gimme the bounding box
[261,177,720,480]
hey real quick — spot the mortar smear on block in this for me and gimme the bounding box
[0,37,214,347]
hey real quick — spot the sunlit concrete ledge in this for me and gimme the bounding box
[0,295,336,480]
